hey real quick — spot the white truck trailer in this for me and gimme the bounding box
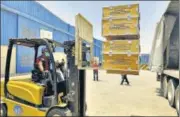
[149,1,179,115]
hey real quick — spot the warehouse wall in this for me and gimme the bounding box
[1,1,75,74]
[93,38,103,64]
[140,54,149,65]
[1,1,99,75]
[1,9,18,76]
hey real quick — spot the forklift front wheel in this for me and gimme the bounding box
[46,107,72,117]
[0,104,7,117]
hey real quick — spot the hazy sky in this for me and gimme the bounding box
[38,1,170,53]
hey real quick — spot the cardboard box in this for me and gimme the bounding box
[102,17,140,37]
[102,54,139,71]
[106,70,139,75]
[103,40,140,54]
[103,4,139,19]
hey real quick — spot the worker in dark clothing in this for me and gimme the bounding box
[35,48,53,88]
[121,74,130,85]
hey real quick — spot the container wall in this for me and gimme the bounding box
[166,17,179,69]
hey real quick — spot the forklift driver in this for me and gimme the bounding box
[35,48,53,88]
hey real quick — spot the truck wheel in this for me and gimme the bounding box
[167,79,177,107]
[163,76,168,98]
[85,102,87,112]
[156,73,160,81]
[0,104,7,117]
[175,85,179,115]
[46,107,72,117]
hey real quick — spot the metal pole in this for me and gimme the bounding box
[179,7,180,117]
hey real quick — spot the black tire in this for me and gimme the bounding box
[0,104,7,117]
[167,79,178,107]
[156,73,160,81]
[175,85,179,115]
[163,76,168,98]
[46,107,72,117]
[85,102,87,112]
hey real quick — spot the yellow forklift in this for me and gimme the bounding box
[0,38,87,116]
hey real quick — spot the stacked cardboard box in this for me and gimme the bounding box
[102,4,140,75]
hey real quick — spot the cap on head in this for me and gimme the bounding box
[42,48,48,53]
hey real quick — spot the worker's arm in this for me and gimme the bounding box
[38,61,44,72]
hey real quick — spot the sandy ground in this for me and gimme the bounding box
[85,70,177,116]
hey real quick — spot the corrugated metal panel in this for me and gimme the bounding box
[53,30,69,52]
[1,10,18,45]
[93,38,103,63]
[99,48,103,63]
[96,47,100,57]
[17,15,54,73]
[1,46,16,76]
[68,35,74,40]
[1,1,69,32]
[69,25,75,35]
[140,54,149,65]
[68,25,75,40]
[93,45,96,57]
[16,46,35,73]
[1,1,103,74]
[18,16,40,38]
[94,38,103,48]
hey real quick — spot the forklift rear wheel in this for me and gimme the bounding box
[0,104,7,117]
[46,107,72,117]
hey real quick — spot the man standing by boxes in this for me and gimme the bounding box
[121,74,130,85]
[93,60,99,81]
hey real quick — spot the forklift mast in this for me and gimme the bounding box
[64,40,86,116]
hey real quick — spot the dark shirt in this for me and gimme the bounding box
[56,61,65,72]
[36,55,50,71]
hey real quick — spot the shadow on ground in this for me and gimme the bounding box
[155,88,163,97]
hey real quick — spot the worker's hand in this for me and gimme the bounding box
[42,71,48,79]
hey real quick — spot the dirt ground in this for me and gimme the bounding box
[85,70,177,116]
